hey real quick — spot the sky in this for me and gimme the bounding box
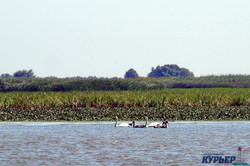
[0,0,250,78]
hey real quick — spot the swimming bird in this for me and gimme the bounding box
[114,116,132,127]
[148,122,161,127]
[153,120,169,128]
[132,117,148,128]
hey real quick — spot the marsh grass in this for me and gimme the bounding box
[0,89,249,121]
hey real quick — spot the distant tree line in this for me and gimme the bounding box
[1,68,250,92]
[1,70,35,78]
[124,64,194,78]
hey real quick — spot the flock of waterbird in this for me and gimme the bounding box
[114,116,168,128]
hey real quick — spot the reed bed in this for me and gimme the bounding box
[0,89,249,121]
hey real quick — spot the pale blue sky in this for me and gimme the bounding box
[0,0,249,78]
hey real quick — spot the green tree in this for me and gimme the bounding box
[13,69,36,78]
[124,69,139,78]
[148,64,194,77]
[0,73,11,78]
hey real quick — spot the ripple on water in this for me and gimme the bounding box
[0,122,249,165]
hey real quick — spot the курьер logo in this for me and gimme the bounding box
[202,153,236,164]
[202,147,249,165]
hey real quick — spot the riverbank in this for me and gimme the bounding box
[1,121,250,124]
[0,89,249,121]
[0,106,249,121]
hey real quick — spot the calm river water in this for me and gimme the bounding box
[0,121,249,166]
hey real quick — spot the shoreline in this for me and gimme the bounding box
[0,120,250,125]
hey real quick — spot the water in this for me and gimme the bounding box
[0,121,249,166]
